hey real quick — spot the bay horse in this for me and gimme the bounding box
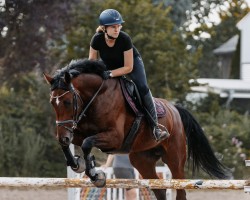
[43,59,230,200]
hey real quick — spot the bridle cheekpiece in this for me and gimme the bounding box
[51,80,104,133]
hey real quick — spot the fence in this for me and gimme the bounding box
[73,166,172,200]
[66,145,250,200]
[66,144,173,200]
[0,157,248,200]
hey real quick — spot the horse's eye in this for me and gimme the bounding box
[63,100,72,107]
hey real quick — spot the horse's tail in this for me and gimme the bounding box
[175,104,231,179]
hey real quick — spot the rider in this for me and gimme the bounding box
[88,9,169,141]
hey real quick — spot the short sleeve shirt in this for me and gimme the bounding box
[90,31,139,70]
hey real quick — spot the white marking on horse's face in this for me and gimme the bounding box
[56,97,60,106]
[51,91,69,107]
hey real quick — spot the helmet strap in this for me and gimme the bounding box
[104,27,116,40]
[106,33,116,40]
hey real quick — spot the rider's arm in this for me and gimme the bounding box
[89,46,98,60]
[110,48,133,77]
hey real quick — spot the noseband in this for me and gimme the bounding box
[51,80,105,133]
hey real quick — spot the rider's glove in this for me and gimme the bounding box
[102,70,112,80]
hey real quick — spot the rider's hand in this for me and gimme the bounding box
[102,70,112,80]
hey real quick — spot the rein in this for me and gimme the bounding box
[53,80,105,133]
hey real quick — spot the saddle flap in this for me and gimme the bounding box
[120,77,143,115]
[119,77,167,118]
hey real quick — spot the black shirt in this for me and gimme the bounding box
[90,31,140,70]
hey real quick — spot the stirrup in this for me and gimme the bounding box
[153,124,170,142]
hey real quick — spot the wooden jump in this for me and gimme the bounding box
[0,178,249,190]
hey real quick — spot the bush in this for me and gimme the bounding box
[0,74,66,177]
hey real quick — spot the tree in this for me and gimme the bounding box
[194,108,250,178]
[0,74,66,177]
[0,0,79,84]
[153,0,192,27]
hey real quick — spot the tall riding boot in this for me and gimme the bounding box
[142,91,170,141]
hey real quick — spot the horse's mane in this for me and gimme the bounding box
[51,59,106,90]
[54,59,106,78]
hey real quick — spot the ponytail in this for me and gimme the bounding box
[96,26,105,33]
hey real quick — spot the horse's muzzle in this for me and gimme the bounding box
[58,135,72,146]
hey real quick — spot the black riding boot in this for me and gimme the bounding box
[142,91,170,141]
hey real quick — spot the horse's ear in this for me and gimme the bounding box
[64,72,71,84]
[43,73,53,85]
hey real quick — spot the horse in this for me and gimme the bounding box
[43,59,231,200]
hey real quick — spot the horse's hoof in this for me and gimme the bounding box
[91,170,106,188]
[71,156,86,173]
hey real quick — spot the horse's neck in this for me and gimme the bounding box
[73,74,121,100]
[73,74,101,90]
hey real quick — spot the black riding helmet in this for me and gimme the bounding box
[99,9,125,26]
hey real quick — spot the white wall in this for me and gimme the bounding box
[237,13,250,81]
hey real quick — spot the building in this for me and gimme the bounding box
[190,12,250,110]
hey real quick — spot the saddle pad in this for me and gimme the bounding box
[154,98,167,118]
[119,78,167,118]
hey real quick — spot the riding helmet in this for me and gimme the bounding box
[99,9,125,26]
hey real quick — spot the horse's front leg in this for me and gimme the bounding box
[61,145,86,173]
[81,136,107,187]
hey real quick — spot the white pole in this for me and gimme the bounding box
[0,178,248,190]
[67,144,81,200]
[245,160,250,193]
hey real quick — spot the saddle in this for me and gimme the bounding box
[119,77,167,118]
[111,77,167,154]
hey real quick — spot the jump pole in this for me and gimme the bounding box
[0,178,249,190]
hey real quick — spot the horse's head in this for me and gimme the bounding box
[44,59,107,146]
[44,71,78,146]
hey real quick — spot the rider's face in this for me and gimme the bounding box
[106,24,122,39]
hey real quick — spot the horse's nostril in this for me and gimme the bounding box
[60,137,71,146]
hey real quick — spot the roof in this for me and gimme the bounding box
[213,35,239,55]
[190,78,250,98]
[237,12,250,30]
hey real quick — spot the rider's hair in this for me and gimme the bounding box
[96,26,105,33]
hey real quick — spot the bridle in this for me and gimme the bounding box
[51,80,105,133]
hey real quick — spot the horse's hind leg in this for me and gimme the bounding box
[130,150,167,200]
[161,135,187,200]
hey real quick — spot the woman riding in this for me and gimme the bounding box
[88,9,169,141]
